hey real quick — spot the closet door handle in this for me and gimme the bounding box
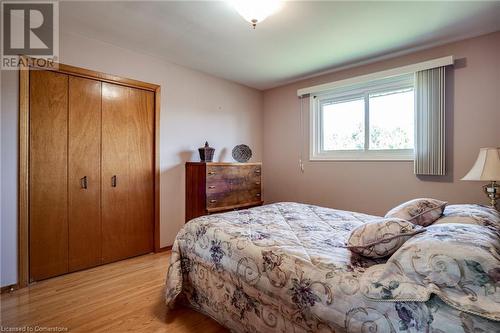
[80,176,88,189]
[111,175,117,187]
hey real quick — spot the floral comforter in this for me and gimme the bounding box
[361,223,500,321]
[165,202,499,333]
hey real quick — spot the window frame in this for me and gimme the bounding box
[310,74,415,161]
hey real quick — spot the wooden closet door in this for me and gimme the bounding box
[127,86,154,255]
[68,77,102,272]
[29,70,69,281]
[101,83,154,263]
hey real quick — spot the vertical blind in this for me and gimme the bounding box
[414,67,446,175]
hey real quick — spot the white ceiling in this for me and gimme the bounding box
[60,1,500,90]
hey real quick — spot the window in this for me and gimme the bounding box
[311,74,414,160]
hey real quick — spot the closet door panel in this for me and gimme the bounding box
[29,70,69,281]
[127,88,154,255]
[101,83,154,263]
[68,76,102,272]
[101,83,131,263]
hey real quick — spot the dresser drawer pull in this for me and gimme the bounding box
[209,199,217,203]
[208,171,216,175]
[208,185,216,189]
[256,193,261,197]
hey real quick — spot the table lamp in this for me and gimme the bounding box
[462,147,500,208]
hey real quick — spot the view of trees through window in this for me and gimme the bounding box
[322,98,364,150]
[322,88,414,151]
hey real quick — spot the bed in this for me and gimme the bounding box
[165,202,500,333]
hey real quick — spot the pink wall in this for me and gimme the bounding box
[262,32,500,216]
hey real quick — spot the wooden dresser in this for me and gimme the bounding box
[185,162,263,222]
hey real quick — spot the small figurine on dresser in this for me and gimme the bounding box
[198,141,215,162]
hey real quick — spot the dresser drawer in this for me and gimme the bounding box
[206,164,260,178]
[206,176,261,192]
[207,193,261,212]
[238,187,262,204]
[206,165,232,181]
[206,191,238,210]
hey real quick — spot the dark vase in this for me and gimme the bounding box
[198,142,215,162]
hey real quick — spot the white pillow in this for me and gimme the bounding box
[385,198,447,226]
[434,204,500,228]
[346,218,425,258]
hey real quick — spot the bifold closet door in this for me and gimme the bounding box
[29,70,69,281]
[101,83,154,263]
[68,76,102,272]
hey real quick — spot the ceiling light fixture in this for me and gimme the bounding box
[228,0,283,29]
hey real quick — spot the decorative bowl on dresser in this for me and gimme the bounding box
[185,162,263,222]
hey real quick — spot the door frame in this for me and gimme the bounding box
[18,57,162,288]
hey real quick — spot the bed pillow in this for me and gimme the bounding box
[360,223,500,321]
[434,204,500,228]
[385,198,447,226]
[346,218,425,258]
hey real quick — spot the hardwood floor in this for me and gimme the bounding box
[0,252,228,332]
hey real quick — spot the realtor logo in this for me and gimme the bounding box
[1,1,59,69]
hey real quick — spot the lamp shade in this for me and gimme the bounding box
[461,147,500,181]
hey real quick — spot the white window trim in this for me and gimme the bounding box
[310,74,415,161]
[298,56,453,97]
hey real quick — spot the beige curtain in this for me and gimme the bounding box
[414,67,446,175]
